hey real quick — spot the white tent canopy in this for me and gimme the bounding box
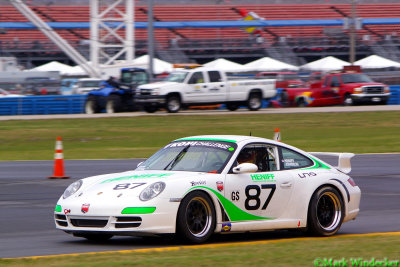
[244,57,299,71]
[28,61,77,75]
[203,58,248,71]
[132,55,173,74]
[300,56,350,71]
[354,55,400,69]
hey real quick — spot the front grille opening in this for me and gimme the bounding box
[115,216,142,228]
[55,214,67,220]
[116,217,142,222]
[56,220,68,227]
[70,219,108,228]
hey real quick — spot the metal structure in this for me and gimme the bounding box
[90,0,135,73]
[10,0,101,77]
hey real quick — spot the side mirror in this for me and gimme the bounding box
[232,163,258,174]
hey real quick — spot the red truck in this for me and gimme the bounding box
[280,71,391,107]
[256,72,303,89]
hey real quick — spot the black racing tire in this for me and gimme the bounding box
[76,233,113,242]
[342,94,353,106]
[307,186,344,236]
[296,98,306,107]
[85,96,101,114]
[176,191,216,243]
[144,106,158,113]
[166,95,181,113]
[247,93,262,111]
[106,95,122,113]
[226,103,239,111]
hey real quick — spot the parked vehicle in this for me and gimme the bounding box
[60,78,79,95]
[72,78,103,95]
[135,68,277,113]
[0,88,24,97]
[280,71,391,107]
[85,67,149,114]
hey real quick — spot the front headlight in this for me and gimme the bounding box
[384,86,390,93]
[139,182,166,201]
[353,87,363,93]
[63,180,83,199]
[151,88,160,95]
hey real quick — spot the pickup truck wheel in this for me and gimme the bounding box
[85,96,100,114]
[226,103,239,111]
[166,96,181,113]
[247,93,262,111]
[106,95,122,113]
[144,106,158,113]
[343,94,353,106]
[297,98,306,107]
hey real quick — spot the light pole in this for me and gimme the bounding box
[148,0,154,82]
[349,0,357,64]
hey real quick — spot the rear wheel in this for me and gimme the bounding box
[85,96,100,114]
[226,103,239,111]
[166,95,181,113]
[247,93,262,111]
[176,191,216,243]
[106,95,122,113]
[307,186,344,236]
[296,98,306,107]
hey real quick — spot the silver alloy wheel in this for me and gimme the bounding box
[248,94,262,110]
[343,95,353,106]
[105,100,115,114]
[185,197,213,238]
[167,97,180,112]
[316,191,342,231]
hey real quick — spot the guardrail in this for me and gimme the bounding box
[0,87,399,116]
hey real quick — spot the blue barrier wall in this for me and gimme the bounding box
[0,87,399,116]
[0,95,86,115]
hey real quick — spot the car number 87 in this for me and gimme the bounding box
[245,184,276,210]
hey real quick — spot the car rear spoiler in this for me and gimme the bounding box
[309,152,355,174]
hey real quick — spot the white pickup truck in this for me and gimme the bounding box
[135,68,276,113]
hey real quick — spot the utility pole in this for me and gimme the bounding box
[349,0,357,64]
[148,0,154,82]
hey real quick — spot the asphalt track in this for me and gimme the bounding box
[0,154,399,258]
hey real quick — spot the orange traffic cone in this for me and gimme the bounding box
[273,128,281,142]
[48,136,70,179]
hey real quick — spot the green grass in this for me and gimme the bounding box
[0,111,399,160]
[1,234,399,266]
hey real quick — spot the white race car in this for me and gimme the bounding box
[55,135,361,243]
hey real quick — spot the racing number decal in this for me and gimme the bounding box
[113,183,145,190]
[244,184,276,210]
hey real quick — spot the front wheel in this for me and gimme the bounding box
[176,191,216,243]
[307,186,344,236]
[247,93,262,111]
[342,94,353,106]
[166,96,181,113]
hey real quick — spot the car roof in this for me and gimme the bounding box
[174,135,282,146]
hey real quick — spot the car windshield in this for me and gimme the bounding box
[341,73,374,84]
[136,140,237,173]
[163,72,188,83]
[120,71,148,84]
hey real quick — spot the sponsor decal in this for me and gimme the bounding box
[231,191,240,201]
[64,209,71,215]
[282,159,300,167]
[216,181,224,192]
[101,173,173,184]
[81,203,90,214]
[298,172,317,178]
[191,181,206,186]
[164,141,232,151]
[221,223,232,232]
[250,173,276,182]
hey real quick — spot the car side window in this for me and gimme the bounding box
[234,143,279,172]
[279,147,313,170]
[330,76,340,87]
[188,72,204,84]
[208,71,221,83]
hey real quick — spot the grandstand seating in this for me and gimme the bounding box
[1,3,400,62]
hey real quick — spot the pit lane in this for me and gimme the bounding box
[0,154,399,258]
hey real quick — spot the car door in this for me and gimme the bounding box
[205,71,226,102]
[185,71,209,103]
[224,143,295,221]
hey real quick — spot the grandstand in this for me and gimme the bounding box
[1,0,400,67]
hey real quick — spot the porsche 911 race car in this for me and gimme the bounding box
[54,135,361,243]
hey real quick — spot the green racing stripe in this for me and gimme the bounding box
[301,156,331,170]
[189,186,274,222]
